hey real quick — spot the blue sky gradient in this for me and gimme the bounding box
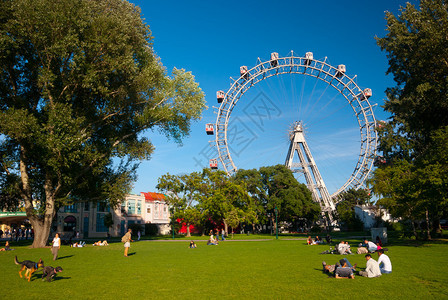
[129,0,417,195]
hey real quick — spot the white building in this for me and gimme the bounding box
[56,192,171,238]
[354,205,394,230]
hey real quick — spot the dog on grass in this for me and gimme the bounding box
[42,266,63,282]
[14,256,44,282]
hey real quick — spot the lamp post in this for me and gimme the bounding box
[274,206,278,240]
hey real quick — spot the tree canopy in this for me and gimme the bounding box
[157,165,320,235]
[0,0,206,247]
[372,0,448,238]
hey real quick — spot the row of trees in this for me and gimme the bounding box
[157,165,321,236]
[370,0,448,239]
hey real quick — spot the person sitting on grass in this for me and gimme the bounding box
[358,254,382,278]
[189,241,197,248]
[207,234,217,245]
[344,241,352,254]
[315,236,322,244]
[337,241,350,255]
[322,258,356,279]
[377,249,392,274]
[0,241,13,251]
[376,236,383,247]
[364,239,378,253]
[307,236,313,245]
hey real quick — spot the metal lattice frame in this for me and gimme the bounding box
[214,51,378,199]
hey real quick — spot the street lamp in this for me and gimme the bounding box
[274,206,278,240]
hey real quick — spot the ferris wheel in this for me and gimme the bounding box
[206,51,378,201]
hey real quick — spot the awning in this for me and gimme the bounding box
[64,215,76,223]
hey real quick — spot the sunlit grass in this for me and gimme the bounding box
[1,237,448,299]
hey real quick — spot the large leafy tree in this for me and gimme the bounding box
[157,172,203,237]
[0,0,205,247]
[200,168,256,235]
[372,0,448,238]
[258,165,320,230]
[157,169,255,236]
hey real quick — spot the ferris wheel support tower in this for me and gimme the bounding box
[285,122,336,225]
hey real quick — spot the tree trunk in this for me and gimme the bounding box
[432,218,441,234]
[186,222,191,237]
[223,220,228,236]
[425,209,431,240]
[30,217,52,248]
[20,147,57,248]
[411,220,418,239]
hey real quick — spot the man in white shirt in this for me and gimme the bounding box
[377,249,392,274]
[337,241,348,255]
[358,254,382,278]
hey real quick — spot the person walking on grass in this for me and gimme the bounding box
[51,233,61,261]
[122,229,133,257]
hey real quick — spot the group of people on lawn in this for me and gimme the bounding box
[307,235,332,245]
[322,238,392,279]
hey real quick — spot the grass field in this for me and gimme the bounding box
[1,236,448,299]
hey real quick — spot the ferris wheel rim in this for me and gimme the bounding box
[214,51,378,199]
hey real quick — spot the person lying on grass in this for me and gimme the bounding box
[322,258,356,279]
[93,240,109,246]
[71,241,86,247]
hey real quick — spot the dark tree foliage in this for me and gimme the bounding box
[0,0,205,247]
[373,0,448,239]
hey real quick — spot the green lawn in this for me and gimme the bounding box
[1,237,448,299]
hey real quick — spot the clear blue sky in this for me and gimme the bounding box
[129,0,417,195]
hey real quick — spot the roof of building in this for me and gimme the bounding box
[140,192,166,202]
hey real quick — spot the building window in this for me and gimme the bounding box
[137,201,142,214]
[146,206,151,214]
[96,213,108,232]
[84,202,89,211]
[128,200,135,215]
[63,215,76,231]
[64,204,78,213]
[97,202,109,213]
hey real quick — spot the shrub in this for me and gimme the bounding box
[128,223,143,234]
[145,223,159,236]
